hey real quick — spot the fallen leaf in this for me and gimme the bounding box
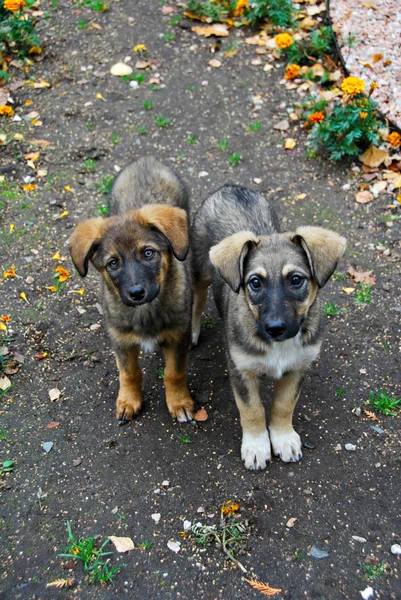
[208,58,222,68]
[372,53,383,63]
[110,62,133,77]
[359,145,388,168]
[273,119,290,131]
[109,536,135,553]
[191,24,229,38]
[194,407,208,421]
[161,5,174,14]
[26,139,51,147]
[286,517,297,528]
[245,33,268,46]
[364,410,379,421]
[284,138,296,150]
[91,23,102,30]
[49,388,61,402]
[184,10,209,22]
[299,16,315,29]
[0,375,12,391]
[221,500,240,515]
[244,578,282,596]
[355,190,374,204]
[347,266,375,285]
[24,151,40,161]
[342,287,356,294]
[46,421,60,429]
[135,59,150,69]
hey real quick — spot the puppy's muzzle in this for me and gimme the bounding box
[265,320,287,339]
[128,285,146,302]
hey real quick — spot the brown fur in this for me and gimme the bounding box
[68,156,194,425]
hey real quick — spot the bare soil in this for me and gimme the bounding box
[1,1,400,599]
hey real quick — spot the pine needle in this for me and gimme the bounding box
[46,578,74,589]
[244,578,282,596]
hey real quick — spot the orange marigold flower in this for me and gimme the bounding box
[3,265,17,279]
[308,111,325,123]
[275,33,293,49]
[47,286,57,293]
[23,183,37,192]
[369,81,378,95]
[221,500,240,516]
[0,105,14,118]
[28,46,42,55]
[359,111,368,119]
[341,76,365,96]
[4,0,25,11]
[387,131,401,148]
[54,265,70,282]
[0,315,11,322]
[285,63,301,80]
[234,0,248,17]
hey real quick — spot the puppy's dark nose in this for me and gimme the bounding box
[265,320,286,338]
[128,285,146,301]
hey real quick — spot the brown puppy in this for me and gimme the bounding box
[192,185,346,470]
[69,157,194,424]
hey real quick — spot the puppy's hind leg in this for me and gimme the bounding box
[115,345,143,424]
[191,279,210,346]
[269,369,305,463]
[229,360,271,471]
[162,330,194,422]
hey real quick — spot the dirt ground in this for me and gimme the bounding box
[1,1,401,599]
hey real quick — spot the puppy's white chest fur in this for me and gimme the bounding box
[231,334,321,380]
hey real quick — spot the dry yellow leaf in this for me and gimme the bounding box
[244,578,282,596]
[342,287,356,294]
[364,410,379,421]
[359,145,388,168]
[347,266,375,285]
[372,53,383,63]
[284,138,296,150]
[191,24,229,37]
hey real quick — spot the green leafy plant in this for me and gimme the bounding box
[0,427,11,442]
[169,14,183,25]
[77,19,87,29]
[218,138,229,151]
[143,99,153,110]
[324,302,344,317]
[155,114,171,128]
[83,158,96,172]
[122,72,145,84]
[180,433,191,444]
[111,132,119,144]
[184,0,231,23]
[95,175,113,194]
[361,561,387,581]
[369,390,400,416]
[187,134,197,144]
[140,540,153,550]
[162,31,176,42]
[0,2,41,57]
[245,0,294,28]
[248,120,262,132]
[229,152,241,166]
[335,386,345,398]
[283,26,334,65]
[75,0,109,11]
[0,459,14,476]
[59,521,122,585]
[354,282,373,305]
[307,96,381,162]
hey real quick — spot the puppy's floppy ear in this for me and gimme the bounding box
[209,231,259,293]
[292,226,347,288]
[137,204,189,261]
[69,217,106,277]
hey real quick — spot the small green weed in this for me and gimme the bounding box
[248,120,262,132]
[292,547,305,561]
[83,158,96,172]
[184,0,228,23]
[180,433,191,444]
[0,460,14,477]
[324,302,344,317]
[187,85,195,92]
[122,72,145,84]
[361,561,387,581]
[77,20,87,29]
[95,175,114,195]
[96,203,109,216]
[86,122,95,131]
[354,283,373,305]
[137,126,148,135]
[187,135,197,144]
[369,390,400,417]
[76,0,109,11]
[201,315,217,328]
[155,114,171,128]
[143,99,153,110]
[245,0,294,28]
[218,138,229,151]
[229,152,241,167]
[111,132,119,144]
[332,269,347,281]
[157,369,164,379]
[169,14,183,26]
[191,508,248,572]
[59,521,122,585]
[335,386,345,398]
[140,540,153,550]
[0,428,11,443]
[162,31,176,42]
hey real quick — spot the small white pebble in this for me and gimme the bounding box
[153,488,161,495]
[335,444,342,451]
[162,480,170,487]
[254,178,262,184]
[201,80,208,86]
[183,520,192,531]
[167,541,181,553]
[197,506,205,513]
[342,183,351,191]
[129,80,139,89]
[345,444,356,452]
[151,513,161,524]
[198,171,208,178]
[360,586,374,600]
[391,544,401,555]
[352,536,367,543]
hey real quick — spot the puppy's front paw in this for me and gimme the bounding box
[191,327,200,347]
[116,396,142,422]
[167,395,194,423]
[269,427,302,463]
[241,430,271,471]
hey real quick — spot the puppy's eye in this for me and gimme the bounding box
[107,258,119,270]
[249,276,261,291]
[291,274,304,287]
[144,248,155,259]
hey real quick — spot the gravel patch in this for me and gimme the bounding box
[330,0,401,128]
